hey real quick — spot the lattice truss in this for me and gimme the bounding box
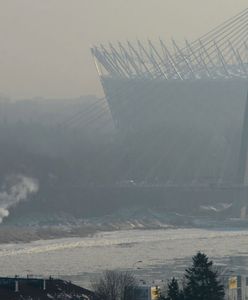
[91,9,248,80]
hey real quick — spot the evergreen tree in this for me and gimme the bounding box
[166,277,183,300]
[183,252,224,300]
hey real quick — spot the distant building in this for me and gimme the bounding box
[133,285,160,300]
[224,275,248,300]
[91,8,248,187]
[0,276,95,300]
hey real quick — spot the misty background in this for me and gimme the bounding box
[0,2,248,290]
[0,0,247,99]
[0,1,247,234]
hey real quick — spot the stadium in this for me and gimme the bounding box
[91,8,248,189]
[10,9,248,222]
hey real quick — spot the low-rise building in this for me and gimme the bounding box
[133,285,160,300]
[0,276,95,300]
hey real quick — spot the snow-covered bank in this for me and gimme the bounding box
[1,207,248,244]
[0,225,96,244]
[1,228,248,288]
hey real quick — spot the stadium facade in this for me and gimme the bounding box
[91,9,248,188]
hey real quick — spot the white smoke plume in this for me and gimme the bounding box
[0,175,39,223]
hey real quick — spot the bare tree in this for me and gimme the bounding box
[92,270,136,300]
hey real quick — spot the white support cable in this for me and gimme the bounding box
[91,48,103,77]
[92,47,117,76]
[228,41,242,69]
[109,43,132,78]
[128,41,144,71]
[137,39,167,79]
[64,102,109,128]
[171,10,248,69]
[118,42,143,77]
[127,40,153,78]
[74,113,112,131]
[110,47,126,77]
[197,39,216,68]
[172,38,196,79]
[119,43,133,73]
[214,40,230,76]
[96,46,118,75]
[171,13,248,71]
[219,23,248,56]
[184,9,248,54]
[194,19,248,66]
[72,105,111,129]
[236,48,248,76]
[154,15,248,77]
[147,40,166,78]
[222,28,248,66]
[136,40,157,73]
[159,39,184,80]
[244,41,248,62]
[100,44,126,77]
[91,8,248,80]
[185,39,212,78]
[148,39,169,79]
[228,41,247,76]
[158,57,174,78]
[238,41,248,66]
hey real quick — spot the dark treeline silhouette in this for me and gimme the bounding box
[91,253,224,300]
[160,252,225,300]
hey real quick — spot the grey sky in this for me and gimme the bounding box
[0,0,247,98]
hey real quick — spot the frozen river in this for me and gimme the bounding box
[1,228,248,287]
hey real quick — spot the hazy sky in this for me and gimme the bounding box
[0,0,247,99]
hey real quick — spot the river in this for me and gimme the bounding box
[1,228,248,287]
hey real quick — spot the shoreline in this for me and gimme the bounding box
[1,218,248,244]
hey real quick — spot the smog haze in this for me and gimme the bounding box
[0,0,247,98]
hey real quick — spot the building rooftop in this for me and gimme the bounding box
[0,277,95,300]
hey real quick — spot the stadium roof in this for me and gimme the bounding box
[91,8,248,80]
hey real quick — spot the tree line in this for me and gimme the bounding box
[93,252,225,300]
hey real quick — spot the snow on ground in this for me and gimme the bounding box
[1,228,248,287]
